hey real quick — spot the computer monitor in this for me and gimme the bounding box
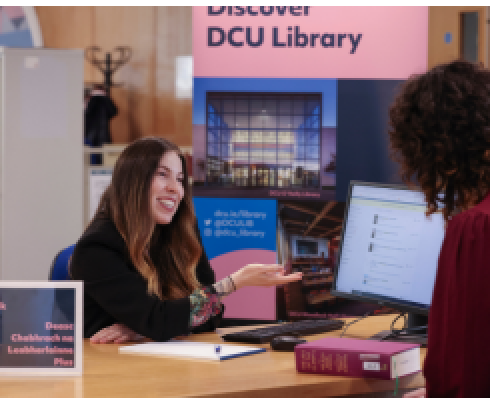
[296,240,319,256]
[331,182,445,321]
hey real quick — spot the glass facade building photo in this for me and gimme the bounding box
[206,92,322,189]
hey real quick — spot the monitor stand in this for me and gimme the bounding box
[368,313,428,346]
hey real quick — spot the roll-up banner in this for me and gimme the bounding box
[192,6,428,320]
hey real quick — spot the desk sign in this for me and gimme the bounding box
[0,281,82,375]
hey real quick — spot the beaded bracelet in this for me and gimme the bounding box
[228,275,237,292]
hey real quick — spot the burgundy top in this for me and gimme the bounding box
[424,193,490,397]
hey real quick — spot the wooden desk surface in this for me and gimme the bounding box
[0,315,425,398]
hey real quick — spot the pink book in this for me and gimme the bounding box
[294,337,421,380]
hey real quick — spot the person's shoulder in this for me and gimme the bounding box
[76,217,126,252]
[448,197,490,238]
[71,218,130,280]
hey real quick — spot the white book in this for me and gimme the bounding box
[119,341,266,361]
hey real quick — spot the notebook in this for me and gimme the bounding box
[119,341,266,361]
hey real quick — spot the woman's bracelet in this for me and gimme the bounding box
[228,275,237,292]
[213,275,237,296]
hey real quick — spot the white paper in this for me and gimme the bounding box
[119,341,265,361]
[390,347,421,379]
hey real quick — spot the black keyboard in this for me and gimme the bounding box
[221,319,345,344]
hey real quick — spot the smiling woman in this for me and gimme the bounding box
[70,137,302,343]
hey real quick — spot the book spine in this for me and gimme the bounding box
[295,347,392,379]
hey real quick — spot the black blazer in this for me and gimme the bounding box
[70,217,220,340]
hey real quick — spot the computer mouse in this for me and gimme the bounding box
[270,335,307,352]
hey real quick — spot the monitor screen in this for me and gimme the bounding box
[297,240,318,255]
[332,182,445,315]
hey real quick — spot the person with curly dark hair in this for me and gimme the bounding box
[389,60,490,398]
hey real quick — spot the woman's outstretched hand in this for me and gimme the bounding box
[90,323,144,344]
[231,264,302,290]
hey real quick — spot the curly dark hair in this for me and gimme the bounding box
[389,60,490,221]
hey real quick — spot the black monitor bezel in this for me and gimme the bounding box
[330,180,435,316]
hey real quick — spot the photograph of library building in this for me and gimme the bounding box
[192,79,337,200]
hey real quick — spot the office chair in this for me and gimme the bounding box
[49,244,76,280]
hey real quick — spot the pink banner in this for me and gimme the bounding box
[193,6,428,79]
[211,249,277,320]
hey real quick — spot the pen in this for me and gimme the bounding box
[215,344,221,360]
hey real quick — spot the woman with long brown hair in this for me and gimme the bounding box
[70,137,302,343]
[389,60,490,398]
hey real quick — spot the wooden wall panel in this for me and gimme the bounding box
[429,6,487,69]
[35,6,95,83]
[36,6,193,146]
[155,7,192,147]
[94,6,156,143]
[487,7,490,66]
